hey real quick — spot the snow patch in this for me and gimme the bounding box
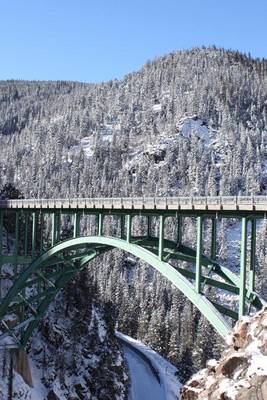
[152,104,162,112]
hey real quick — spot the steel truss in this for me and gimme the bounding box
[0,208,264,348]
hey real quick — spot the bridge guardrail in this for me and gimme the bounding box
[1,196,267,211]
[206,197,220,205]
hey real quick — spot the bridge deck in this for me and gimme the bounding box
[0,196,267,213]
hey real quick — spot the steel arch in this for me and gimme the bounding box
[0,236,235,347]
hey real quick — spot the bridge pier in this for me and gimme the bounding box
[158,215,165,261]
[249,218,256,293]
[14,211,19,277]
[120,214,125,239]
[73,212,80,238]
[98,213,103,236]
[31,212,37,257]
[51,212,61,246]
[177,215,182,245]
[147,216,152,238]
[239,217,248,318]
[126,214,132,242]
[24,213,29,256]
[51,213,56,246]
[211,218,217,260]
[196,216,203,293]
[39,212,44,253]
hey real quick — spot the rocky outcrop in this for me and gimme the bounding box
[181,306,267,400]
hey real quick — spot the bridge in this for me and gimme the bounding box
[0,196,266,349]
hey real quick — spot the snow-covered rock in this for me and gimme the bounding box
[181,306,267,400]
[176,116,211,147]
[152,104,162,112]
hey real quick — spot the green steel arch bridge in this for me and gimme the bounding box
[0,196,266,349]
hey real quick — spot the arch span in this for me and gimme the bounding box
[0,236,234,347]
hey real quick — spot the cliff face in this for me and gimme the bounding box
[181,306,267,400]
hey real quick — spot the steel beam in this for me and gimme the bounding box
[249,219,256,292]
[174,265,239,294]
[24,214,29,256]
[56,213,61,243]
[98,213,103,236]
[126,215,132,242]
[147,216,152,238]
[158,215,165,260]
[211,218,217,259]
[73,213,80,238]
[51,213,61,246]
[120,214,125,239]
[1,200,266,347]
[0,236,233,345]
[196,216,203,293]
[40,212,44,253]
[32,212,37,257]
[51,213,57,246]
[239,217,248,318]
[211,301,238,320]
[177,215,182,244]
[14,211,19,276]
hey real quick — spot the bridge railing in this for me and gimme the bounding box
[1,196,267,211]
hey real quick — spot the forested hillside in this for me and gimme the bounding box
[1,47,267,198]
[1,47,267,388]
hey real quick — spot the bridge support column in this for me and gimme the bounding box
[32,212,37,257]
[14,211,19,277]
[239,217,248,318]
[0,210,3,299]
[211,218,217,259]
[98,213,103,236]
[196,216,203,293]
[51,213,58,247]
[249,218,256,293]
[177,215,182,245]
[40,212,44,253]
[158,215,165,261]
[56,213,61,243]
[24,214,29,256]
[147,216,151,238]
[120,215,125,239]
[126,215,132,242]
[73,213,80,238]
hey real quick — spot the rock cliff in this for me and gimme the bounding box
[181,306,267,400]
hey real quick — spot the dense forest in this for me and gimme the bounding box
[1,47,267,393]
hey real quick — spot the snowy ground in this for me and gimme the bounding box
[117,332,181,400]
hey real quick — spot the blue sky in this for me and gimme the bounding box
[0,0,266,83]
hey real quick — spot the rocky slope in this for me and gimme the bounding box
[181,306,267,400]
[0,271,129,400]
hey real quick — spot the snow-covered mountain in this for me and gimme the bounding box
[1,47,267,396]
